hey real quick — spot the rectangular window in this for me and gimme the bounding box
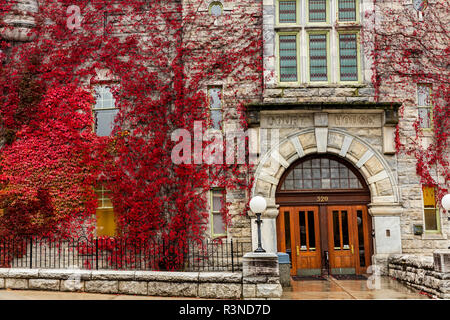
[417,84,432,129]
[309,33,328,82]
[95,186,116,237]
[279,34,298,82]
[93,85,118,137]
[422,185,440,232]
[339,33,358,81]
[208,86,223,130]
[308,0,327,23]
[279,0,297,24]
[338,0,357,22]
[210,189,226,237]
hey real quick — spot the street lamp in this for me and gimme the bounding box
[442,194,450,213]
[249,196,267,253]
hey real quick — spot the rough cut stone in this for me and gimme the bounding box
[198,283,241,299]
[242,284,256,298]
[118,281,148,295]
[29,279,60,291]
[84,280,118,294]
[198,272,242,283]
[91,270,135,281]
[134,271,199,282]
[8,269,39,279]
[147,281,197,297]
[38,269,92,280]
[0,278,4,289]
[61,279,84,292]
[256,283,282,298]
[5,278,28,290]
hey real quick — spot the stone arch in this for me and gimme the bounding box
[251,128,402,219]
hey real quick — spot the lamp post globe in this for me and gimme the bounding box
[250,196,267,253]
[442,194,450,212]
[250,196,267,214]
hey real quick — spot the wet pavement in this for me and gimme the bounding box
[282,276,431,300]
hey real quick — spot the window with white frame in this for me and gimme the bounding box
[417,84,433,129]
[210,189,227,237]
[276,0,361,84]
[93,85,119,137]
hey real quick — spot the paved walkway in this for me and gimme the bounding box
[282,276,431,300]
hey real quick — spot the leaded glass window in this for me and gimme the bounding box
[93,85,118,137]
[279,1,297,23]
[308,0,327,22]
[208,86,223,130]
[309,34,328,81]
[279,34,298,82]
[417,84,432,129]
[281,158,364,190]
[338,0,357,21]
[339,33,358,81]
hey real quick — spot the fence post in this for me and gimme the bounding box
[95,238,99,270]
[231,238,234,273]
[29,237,33,269]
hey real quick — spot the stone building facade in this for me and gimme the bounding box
[1,0,448,278]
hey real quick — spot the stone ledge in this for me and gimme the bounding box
[134,271,199,282]
[198,272,242,283]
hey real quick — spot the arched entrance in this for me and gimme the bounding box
[275,154,374,276]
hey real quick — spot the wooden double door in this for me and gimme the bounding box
[277,205,373,276]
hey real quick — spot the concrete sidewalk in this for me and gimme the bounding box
[282,276,432,300]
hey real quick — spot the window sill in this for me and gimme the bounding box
[274,83,366,89]
[421,233,447,240]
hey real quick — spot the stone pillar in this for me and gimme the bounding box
[242,252,282,300]
[369,204,403,274]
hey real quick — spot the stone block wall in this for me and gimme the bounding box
[0,259,283,299]
[387,254,450,299]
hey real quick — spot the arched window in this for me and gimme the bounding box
[280,156,365,191]
[209,1,224,17]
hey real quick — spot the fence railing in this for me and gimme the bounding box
[0,237,250,272]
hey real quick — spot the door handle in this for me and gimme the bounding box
[296,245,300,256]
[351,245,354,254]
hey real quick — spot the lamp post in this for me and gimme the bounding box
[442,194,450,213]
[249,196,267,253]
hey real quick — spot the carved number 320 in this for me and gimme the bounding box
[317,196,328,202]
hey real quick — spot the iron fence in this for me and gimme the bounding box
[0,236,250,272]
